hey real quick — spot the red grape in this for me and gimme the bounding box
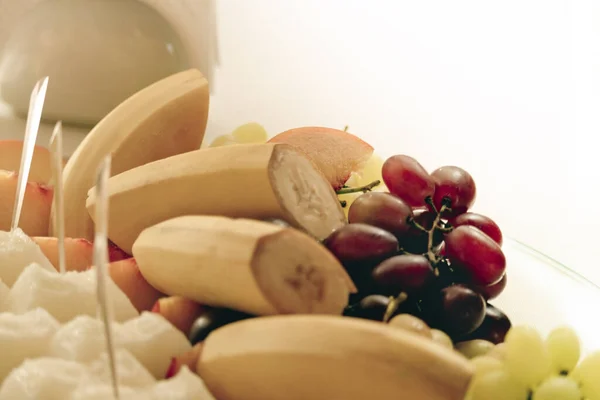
[324,224,399,292]
[449,212,503,246]
[371,254,435,295]
[348,192,413,237]
[400,211,444,253]
[461,303,511,344]
[431,166,476,217]
[324,224,399,266]
[425,285,486,338]
[382,155,435,207]
[444,225,506,286]
[475,273,507,300]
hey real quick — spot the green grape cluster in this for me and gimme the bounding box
[465,325,600,400]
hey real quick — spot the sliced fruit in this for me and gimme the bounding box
[268,127,374,190]
[108,258,164,312]
[32,237,132,272]
[132,216,352,316]
[197,315,473,400]
[166,343,203,378]
[57,68,210,240]
[32,237,93,272]
[152,296,206,335]
[0,170,52,236]
[108,241,131,260]
[86,143,346,253]
[0,140,65,184]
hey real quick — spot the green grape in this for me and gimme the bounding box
[532,376,581,400]
[545,326,580,373]
[468,369,529,400]
[470,356,504,375]
[209,134,237,147]
[430,329,454,349]
[571,351,600,399]
[487,343,506,360]
[505,326,552,388]
[455,340,495,359]
[231,122,268,143]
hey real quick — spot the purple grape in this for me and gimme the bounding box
[348,192,413,238]
[189,308,254,344]
[461,303,511,344]
[372,254,435,296]
[424,285,486,338]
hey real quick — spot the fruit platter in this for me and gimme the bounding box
[0,69,599,400]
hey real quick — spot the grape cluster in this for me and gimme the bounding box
[208,122,268,147]
[326,154,512,343]
[466,325,600,400]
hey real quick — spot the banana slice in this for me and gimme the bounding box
[86,143,346,254]
[132,216,352,316]
[197,315,474,400]
[57,69,209,241]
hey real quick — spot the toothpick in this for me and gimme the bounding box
[11,77,49,231]
[93,156,119,399]
[49,121,66,274]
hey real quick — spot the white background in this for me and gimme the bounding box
[1,0,599,284]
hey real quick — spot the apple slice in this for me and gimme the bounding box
[132,216,351,316]
[31,237,132,272]
[166,343,203,378]
[32,237,93,272]
[108,258,164,312]
[268,127,374,190]
[0,170,52,236]
[152,296,206,335]
[198,315,473,400]
[58,69,210,240]
[86,143,346,254]
[0,140,65,184]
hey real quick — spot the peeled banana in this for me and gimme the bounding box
[57,69,210,240]
[198,315,474,400]
[86,143,346,254]
[132,215,352,316]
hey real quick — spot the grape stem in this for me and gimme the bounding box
[383,292,408,322]
[436,224,453,233]
[425,196,438,214]
[339,200,347,208]
[407,216,428,232]
[426,200,451,264]
[336,180,381,195]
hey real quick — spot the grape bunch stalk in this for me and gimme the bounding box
[325,154,511,343]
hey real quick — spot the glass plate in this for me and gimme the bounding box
[494,238,600,354]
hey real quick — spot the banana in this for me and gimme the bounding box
[132,215,352,316]
[56,69,210,241]
[86,143,347,254]
[197,315,474,400]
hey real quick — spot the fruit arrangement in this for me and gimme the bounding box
[0,69,598,400]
